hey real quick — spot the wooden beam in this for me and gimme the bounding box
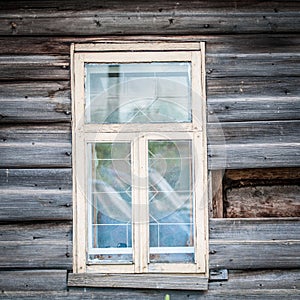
[0,270,67,291]
[0,3,300,36]
[68,273,208,290]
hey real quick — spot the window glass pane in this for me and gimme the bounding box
[85,63,191,124]
[148,140,194,263]
[88,142,132,263]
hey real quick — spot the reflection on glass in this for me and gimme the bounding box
[148,140,194,263]
[85,63,191,124]
[88,142,132,263]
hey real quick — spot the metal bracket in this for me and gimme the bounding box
[209,269,228,282]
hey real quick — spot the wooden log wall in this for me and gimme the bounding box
[0,1,299,298]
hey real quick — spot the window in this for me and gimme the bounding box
[71,42,208,278]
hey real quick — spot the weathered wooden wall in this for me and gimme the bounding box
[0,1,299,298]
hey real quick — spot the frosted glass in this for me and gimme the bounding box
[85,63,191,124]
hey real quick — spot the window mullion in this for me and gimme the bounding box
[133,135,149,273]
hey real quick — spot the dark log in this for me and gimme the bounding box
[0,34,299,55]
[224,185,300,218]
[0,2,300,36]
[0,56,69,81]
[225,167,300,181]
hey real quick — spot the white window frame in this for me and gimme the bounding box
[71,42,208,276]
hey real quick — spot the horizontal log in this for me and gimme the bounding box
[0,81,71,123]
[0,190,72,222]
[0,124,298,169]
[225,167,300,181]
[209,218,300,240]
[2,1,300,12]
[206,53,300,78]
[0,34,299,55]
[0,124,71,168]
[0,56,69,81]
[0,222,72,269]
[210,218,300,269]
[0,270,67,291]
[225,185,300,218]
[0,219,299,271]
[210,241,300,269]
[208,97,300,122]
[208,121,300,144]
[209,269,300,290]
[0,168,72,189]
[0,4,300,36]
[209,143,300,169]
[1,289,299,300]
[207,77,300,97]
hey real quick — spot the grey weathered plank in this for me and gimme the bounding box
[0,81,71,123]
[0,6,300,36]
[209,269,300,290]
[0,123,298,169]
[209,143,300,169]
[208,121,300,144]
[207,77,300,97]
[210,241,300,269]
[0,289,299,300]
[225,185,300,218]
[0,222,72,269]
[0,190,72,222]
[210,218,300,241]
[206,53,300,78]
[0,219,299,271]
[208,97,300,122]
[0,270,67,291]
[0,168,72,189]
[209,218,300,269]
[0,56,69,81]
[68,273,208,290]
[0,124,71,168]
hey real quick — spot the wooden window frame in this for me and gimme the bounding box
[71,42,208,287]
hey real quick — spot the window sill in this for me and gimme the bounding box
[68,273,208,291]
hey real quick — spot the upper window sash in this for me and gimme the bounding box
[73,48,204,133]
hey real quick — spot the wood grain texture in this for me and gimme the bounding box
[1,289,299,300]
[0,34,299,55]
[68,273,208,290]
[209,218,300,241]
[225,167,300,181]
[0,270,67,291]
[0,1,300,36]
[225,185,300,218]
[0,56,69,81]
[208,97,300,122]
[206,53,300,78]
[0,124,71,168]
[209,218,300,269]
[0,81,71,123]
[0,222,72,269]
